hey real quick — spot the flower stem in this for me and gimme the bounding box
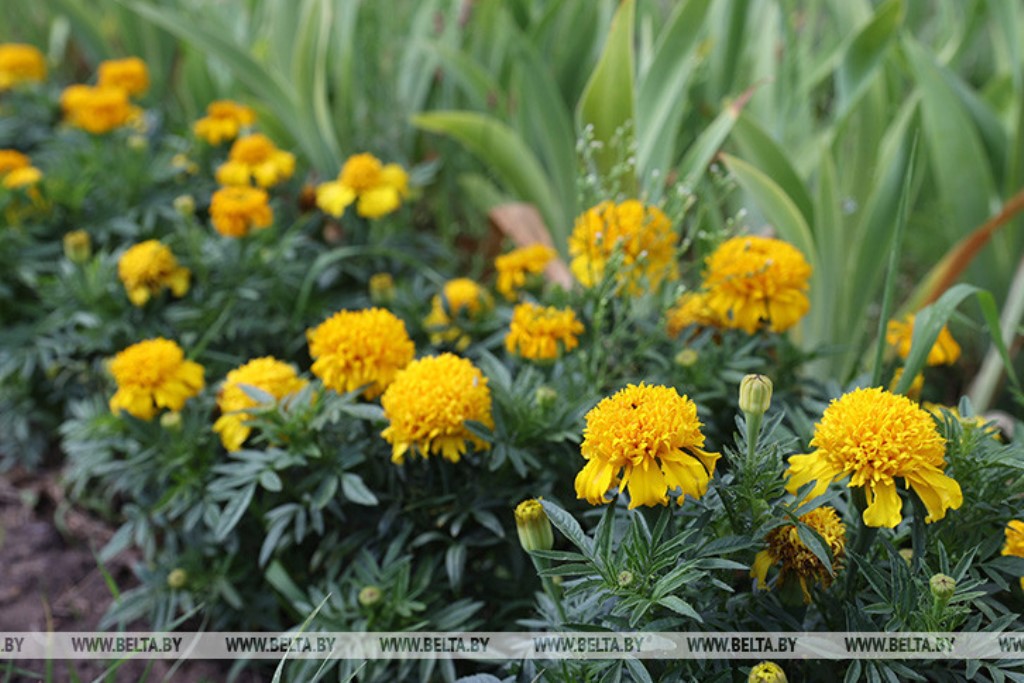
[530,555,568,626]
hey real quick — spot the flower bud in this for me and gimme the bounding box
[534,386,558,411]
[358,585,382,607]
[369,272,395,305]
[167,568,188,589]
[898,548,913,566]
[739,374,773,416]
[514,498,553,552]
[170,154,198,175]
[930,573,956,602]
[173,194,195,217]
[674,348,698,367]
[127,134,147,150]
[749,661,787,683]
[160,411,182,430]
[63,230,92,264]
[617,570,634,587]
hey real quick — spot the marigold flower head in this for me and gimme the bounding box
[61,84,140,135]
[108,338,204,420]
[568,200,678,293]
[424,278,493,350]
[316,153,408,219]
[0,43,46,90]
[212,357,309,451]
[307,308,415,399]
[97,57,149,97]
[1001,520,1024,590]
[2,166,42,190]
[209,186,273,237]
[702,236,812,334]
[495,244,557,300]
[193,100,256,145]
[505,302,584,361]
[575,383,720,509]
[216,133,295,188]
[0,150,30,175]
[786,387,962,528]
[751,506,846,603]
[117,240,190,306]
[381,353,493,464]
[666,291,720,337]
[886,314,961,366]
[749,661,788,683]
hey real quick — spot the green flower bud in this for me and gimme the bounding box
[930,573,956,602]
[749,661,787,683]
[173,194,195,217]
[159,411,182,430]
[358,585,382,607]
[167,568,188,590]
[63,230,92,264]
[740,374,773,416]
[617,570,634,587]
[898,548,914,566]
[674,348,699,367]
[369,273,396,305]
[514,498,554,552]
[534,386,558,410]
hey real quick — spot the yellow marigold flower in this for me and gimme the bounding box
[575,383,720,509]
[2,166,42,189]
[97,57,149,97]
[495,244,556,300]
[1001,520,1024,590]
[749,661,788,683]
[0,149,30,175]
[505,302,584,361]
[193,100,257,145]
[424,278,493,350]
[316,153,408,220]
[751,506,846,603]
[703,236,812,334]
[785,387,962,528]
[568,200,678,294]
[381,353,493,464]
[209,186,273,237]
[212,357,309,451]
[886,314,961,366]
[666,291,720,337]
[108,338,204,420]
[117,240,191,306]
[0,43,46,90]
[215,133,295,188]
[307,308,415,399]
[61,84,140,135]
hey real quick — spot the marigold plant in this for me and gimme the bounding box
[505,302,584,361]
[575,383,720,509]
[380,353,493,464]
[108,338,204,420]
[212,357,309,451]
[307,307,415,399]
[495,244,556,300]
[752,506,846,602]
[702,235,812,334]
[785,387,962,528]
[97,57,149,97]
[117,240,191,306]
[193,100,257,145]
[886,313,961,366]
[0,43,46,90]
[209,186,273,237]
[316,152,408,219]
[568,200,678,293]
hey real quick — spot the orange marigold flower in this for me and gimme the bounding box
[307,308,415,399]
[216,133,296,188]
[108,338,204,420]
[505,302,584,361]
[575,383,720,509]
[97,57,149,97]
[785,387,962,528]
[213,357,309,451]
[886,313,961,366]
[117,240,190,306]
[61,84,140,135]
[495,244,557,300]
[751,506,846,603]
[209,186,273,237]
[0,43,46,90]
[568,200,678,294]
[316,152,408,219]
[193,100,257,145]
[381,353,493,464]
[424,278,493,350]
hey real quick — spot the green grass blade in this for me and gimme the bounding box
[835,0,905,120]
[730,111,814,226]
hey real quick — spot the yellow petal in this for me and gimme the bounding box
[660,455,711,501]
[784,453,841,501]
[574,458,617,505]
[904,468,963,523]
[621,461,668,509]
[315,181,355,217]
[216,161,251,186]
[751,550,774,588]
[862,479,902,528]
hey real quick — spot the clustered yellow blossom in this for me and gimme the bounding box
[0,149,42,190]
[316,152,408,219]
[1001,521,1024,590]
[751,506,846,602]
[505,302,584,361]
[886,313,961,366]
[495,244,556,300]
[61,84,141,135]
[786,387,962,528]
[702,236,812,334]
[568,200,678,293]
[108,338,204,420]
[575,383,720,509]
[424,278,493,350]
[666,291,721,338]
[0,43,47,90]
[193,100,257,145]
[216,133,296,188]
[97,57,150,97]
[307,307,415,399]
[213,357,309,451]
[381,353,493,464]
[117,240,191,306]
[209,186,273,237]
